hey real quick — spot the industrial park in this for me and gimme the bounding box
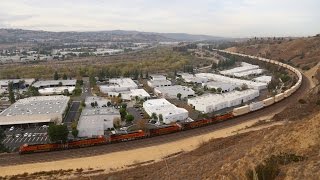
[0,1,319,179]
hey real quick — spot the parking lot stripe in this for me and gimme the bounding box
[36,137,40,141]
[39,137,43,141]
[31,137,36,142]
[44,137,48,141]
[14,138,20,143]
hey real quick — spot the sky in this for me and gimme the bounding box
[0,0,319,37]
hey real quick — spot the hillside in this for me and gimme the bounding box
[86,86,320,180]
[226,36,320,70]
[0,29,226,43]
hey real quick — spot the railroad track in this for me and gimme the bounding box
[0,74,310,167]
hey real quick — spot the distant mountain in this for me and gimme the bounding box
[0,29,228,43]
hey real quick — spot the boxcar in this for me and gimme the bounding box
[149,124,182,136]
[181,119,212,130]
[109,130,146,143]
[68,136,107,148]
[213,113,234,122]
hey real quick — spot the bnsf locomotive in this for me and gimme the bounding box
[19,112,234,154]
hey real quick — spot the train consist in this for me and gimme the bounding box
[19,51,303,155]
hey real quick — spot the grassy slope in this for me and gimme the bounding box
[226,36,320,69]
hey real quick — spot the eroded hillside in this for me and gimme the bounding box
[226,36,320,70]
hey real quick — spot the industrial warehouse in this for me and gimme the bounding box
[77,96,120,137]
[143,98,188,124]
[188,89,259,113]
[154,85,195,99]
[99,78,138,93]
[147,75,172,88]
[0,95,70,126]
[32,80,77,95]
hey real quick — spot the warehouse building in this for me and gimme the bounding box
[253,76,272,84]
[99,78,138,93]
[154,85,195,99]
[122,89,151,101]
[0,96,70,127]
[188,89,259,113]
[147,75,172,88]
[202,81,235,93]
[0,78,35,92]
[77,96,120,137]
[196,73,267,90]
[178,73,208,84]
[38,86,75,95]
[77,108,120,137]
[32,80,77,89]
[233,69,264,78]
[143,98,188,124]
[220,62,259,76]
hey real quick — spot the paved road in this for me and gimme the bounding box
[63,101,80,128]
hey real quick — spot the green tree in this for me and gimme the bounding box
[121,103,127,109]
[177,93,182,100]
[27,86,40,96]
[0,128,7,153]
[58,81,63,86]
[62,73,68,80]
[125,114,134,122]
[48,124,69,143]
[217,88,222,93]
[72,128,79,138]
[151,112,158,120]
[119,108,127,119]
[107,101,112,107]
[8,82,15,104]
[54,71,59,80]
[159,114,163,123]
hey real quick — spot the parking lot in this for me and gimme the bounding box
[2,126,50,152]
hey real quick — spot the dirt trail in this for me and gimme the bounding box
[0,115,277,177]
[305,62,320,88]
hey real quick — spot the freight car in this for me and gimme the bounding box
[109,130,146,143]
[181,119,212,130]
[213,112,234,122]
[19,136,107,154]
[149,123,182,136]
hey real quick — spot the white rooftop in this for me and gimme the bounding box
[154,85,195,98]
[233,69,264,77]
[220,62,259,76]
[0,96,70,125]
[38,87,75,95]
[196,73,267,90]
[253,76,272,83]
[0,78,35,87]
[99,78,138,93]
[143,98,188,118]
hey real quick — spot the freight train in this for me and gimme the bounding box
[19,112,234,154]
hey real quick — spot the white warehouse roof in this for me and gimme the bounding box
[143,98,188,124]
[188,89,259,113]
[0,95,70,125]
[196,73,267,90]
[253,76,272,84]
[77,107,120,137]
[99,78,138,93]
[203,81,235,93]
[179,73,208,83]
[154,85,195,99]
[233,69,264,77]
[38,86,75,95]
[220,62,259,76]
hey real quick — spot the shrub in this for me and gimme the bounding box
[302,66,310,70]
[298,99,307,104]
[316,100,320,106]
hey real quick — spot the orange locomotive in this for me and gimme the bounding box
[149,123,182,136]
[19,136,107,154]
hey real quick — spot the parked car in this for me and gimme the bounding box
[9,126,15,131]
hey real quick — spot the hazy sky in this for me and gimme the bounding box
[0,0,319,37]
